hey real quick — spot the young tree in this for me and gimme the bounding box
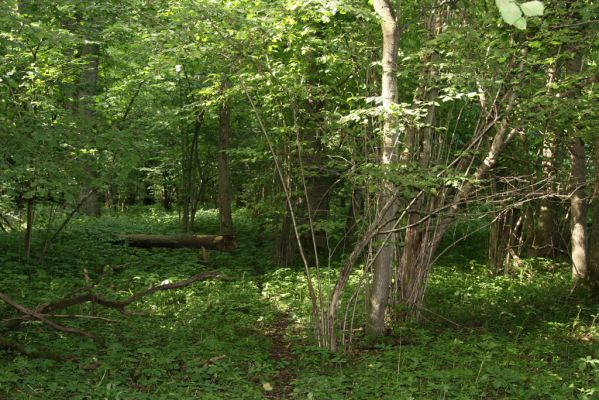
[218,80,234,236]
[367,0,401,337]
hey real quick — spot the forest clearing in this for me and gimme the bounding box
[1,0,598,399]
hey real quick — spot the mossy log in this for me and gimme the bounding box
[115,234,238,251]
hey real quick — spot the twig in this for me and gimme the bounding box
[201,355,226,366]
[43,189,96,253]
[551,19,599,29]
[418,305,473,331]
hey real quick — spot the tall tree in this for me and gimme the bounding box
[534,59,560,259]
[77,42,102,217]
[218,80,234,236]
[367,0,400,336]
[569,136,588,284]
[566,48,588,285]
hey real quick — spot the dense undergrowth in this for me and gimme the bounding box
[0,209,597,399]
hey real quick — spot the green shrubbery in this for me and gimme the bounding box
[0,210,597,399]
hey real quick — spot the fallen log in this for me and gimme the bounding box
[114,234,238,251]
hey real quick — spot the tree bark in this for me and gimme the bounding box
[569,137,588,283]
[564,47,588,286]
[368,0,400,337]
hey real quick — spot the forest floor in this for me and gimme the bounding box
[263,313,295,399]
[0,208,597,399]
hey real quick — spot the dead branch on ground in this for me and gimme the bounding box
[0,270,230,359]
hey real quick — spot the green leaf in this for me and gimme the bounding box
[528,40,542,48]
[495,0,522,25]
[520,1,544,17]
[513,17,527,30]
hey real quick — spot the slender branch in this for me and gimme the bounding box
[551,19,599,29]
[3,314,118,324]
[240,80,322,345]
[0,213,14,231]
[2,271,229,333]
[43,189,96,253]
[117,271,227,306]
[120,79,146,124]
[0,292,100,342]
[418,305,473,330]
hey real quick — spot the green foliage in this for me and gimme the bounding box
[1,0,599,397]
[520,1,545,17]
[496,0,526,27]
[495,0,544,30]
[0,211,275,399]
[1,211,597,399]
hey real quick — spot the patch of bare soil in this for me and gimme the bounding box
[263,313,295,399]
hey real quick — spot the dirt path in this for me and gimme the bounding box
[263,313,295,399]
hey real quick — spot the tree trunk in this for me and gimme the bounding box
[273,133,295,266]
[564,48,588,286]
[275,127,332,266]
[535,60,560,258]
[274,59,331,266]
[23,198,34,260]
[535,135,559,258]
[115,234,238,251]
[80,187,100,217]
[162,171,173,211]
[304,172,331,250]
[342,190,363,249]
[181,111,203,232]
[368,0,400,337]
[569,137,588,284]
[395,1,445,319]
[428,48,526,279]
[218,82,234,236]
[488,208,523,276]
[78,43,102,217]
[275,205,297,267]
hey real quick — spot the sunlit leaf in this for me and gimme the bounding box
[495,0,522,25]
[520,1,544,17]
[513,17,527,30]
